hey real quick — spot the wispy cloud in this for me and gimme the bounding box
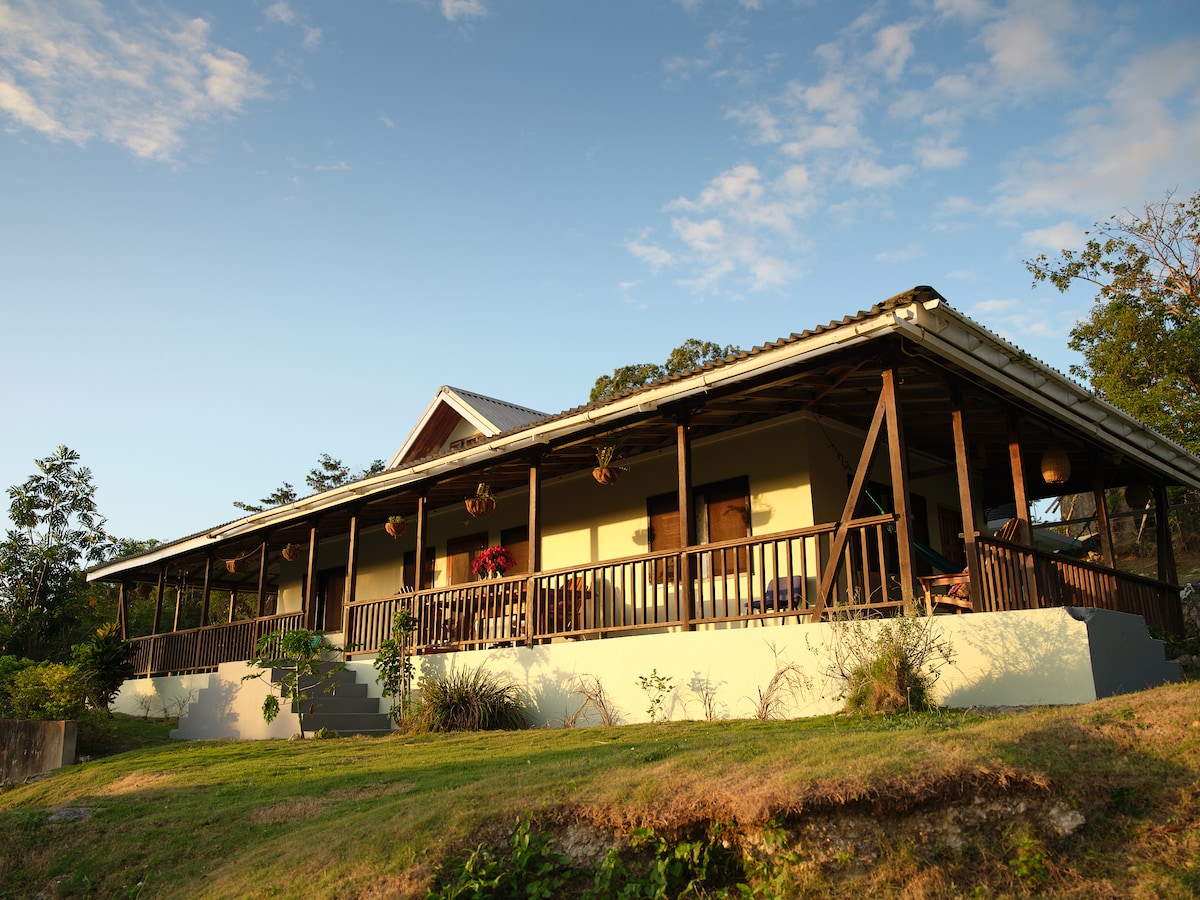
[0,0,267,163]
[992,36,1200,218]
[441,0,487,22]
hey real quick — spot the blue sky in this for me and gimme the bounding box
[1,0,1198,544]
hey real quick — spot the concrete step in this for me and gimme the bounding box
[269,663,392,737]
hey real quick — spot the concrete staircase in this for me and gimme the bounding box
[280,663,393,737]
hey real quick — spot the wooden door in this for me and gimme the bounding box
[318,567,346,633]
[447,533,488,584]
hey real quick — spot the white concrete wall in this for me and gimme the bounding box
[119,607,1178,739]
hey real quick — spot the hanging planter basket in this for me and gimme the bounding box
[465,496,496,518]
[225,556,249,574]
[385,520,408,539]
[281,543,303,563]
[592,466,623,486]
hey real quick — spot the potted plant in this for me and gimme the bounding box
[464,482,496,518]
[472,545,516,579]
[281,542,303,562]
[385,515,407,539]
[592,444,628,485]
[225,555,249,574]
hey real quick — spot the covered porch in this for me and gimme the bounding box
[90,290,1194,679]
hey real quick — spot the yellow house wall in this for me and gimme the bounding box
[273,413,974,614]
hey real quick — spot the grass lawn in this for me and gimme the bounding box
[1,681,1198,899]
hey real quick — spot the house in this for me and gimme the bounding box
[90,287,1197,734]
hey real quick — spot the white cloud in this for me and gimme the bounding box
[379,113,395,128]
[875,244,923,263]
[914,133,967,168]
[0,0,267,162]
[1020,221,1086,253]
[625,230,676,272]
[441,0,487,22]
[841,157,912,189]
[265,2,296,26]
[992,36,1200,218]
[865,22,916,82]
[972,298,1019,313]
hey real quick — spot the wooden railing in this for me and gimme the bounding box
[974,536,1182,635]
[127,517,1183,676]
[128,613,303,677]
[345,515,902,657]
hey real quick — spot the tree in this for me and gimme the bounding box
[589,338,741,403]
[242,628,345,738]
[234,454,386,513]
[1025,189,1200,454]
[0,446,114,659]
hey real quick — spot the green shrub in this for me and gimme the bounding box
[830,610,954,715]
[409,667,527,733]
[72,622,135,712]
[0,655,36,717]
[7,662,88,720]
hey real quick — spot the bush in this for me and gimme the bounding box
[72,622,135,712]
[829,609,954,715]
[0,655,36,717]
[409,667,527,732]
[7,662,88,720]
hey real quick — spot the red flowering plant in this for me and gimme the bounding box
[472,545,517,578]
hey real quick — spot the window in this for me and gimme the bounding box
[647,476,751,581]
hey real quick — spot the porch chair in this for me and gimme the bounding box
[749,576,807,615]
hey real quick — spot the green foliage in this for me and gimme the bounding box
[1007,833,1049,886]
[241,628,344,737]
[0,654,36,716]
[1025,189,1200,454]
[374,608,417,724]
[6,661,88,720]
[71,622,135,712]
[409,666,528,733]
[829,610,955,715]
[234,454,387,512]
[431,817,743,900]
[635,669,675,723]
[590,339,741,403]
[0,446,115,659]
[429,814,582,899]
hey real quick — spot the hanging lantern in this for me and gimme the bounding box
[1040,446,1071,485]
[1124,483,1150,510]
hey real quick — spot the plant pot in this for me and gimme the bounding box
[593,466,622,486]
[225,557,247,574]
[385,521,408,539]
[465,496,496,518]
[281,544,302,562]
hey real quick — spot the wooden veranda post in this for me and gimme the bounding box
[415,494,428,591]
[304,525,319,630]
[812,390,889,621]
[1006,414,1039,607]
[1154,481,1179,586]
[676,414,696,630]
[152,566,166,634]
[881,367,917,608]
[171,576,183,632]
[118,581,129,640]
[199,555,212,626]
[526,454,542,647]
[255,541,268,617]
[950,386,982,611]
[344,506,360,633]
[1092,465,1116,568]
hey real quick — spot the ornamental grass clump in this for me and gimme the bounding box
[409,666,528,732]
[830,609,955,715]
